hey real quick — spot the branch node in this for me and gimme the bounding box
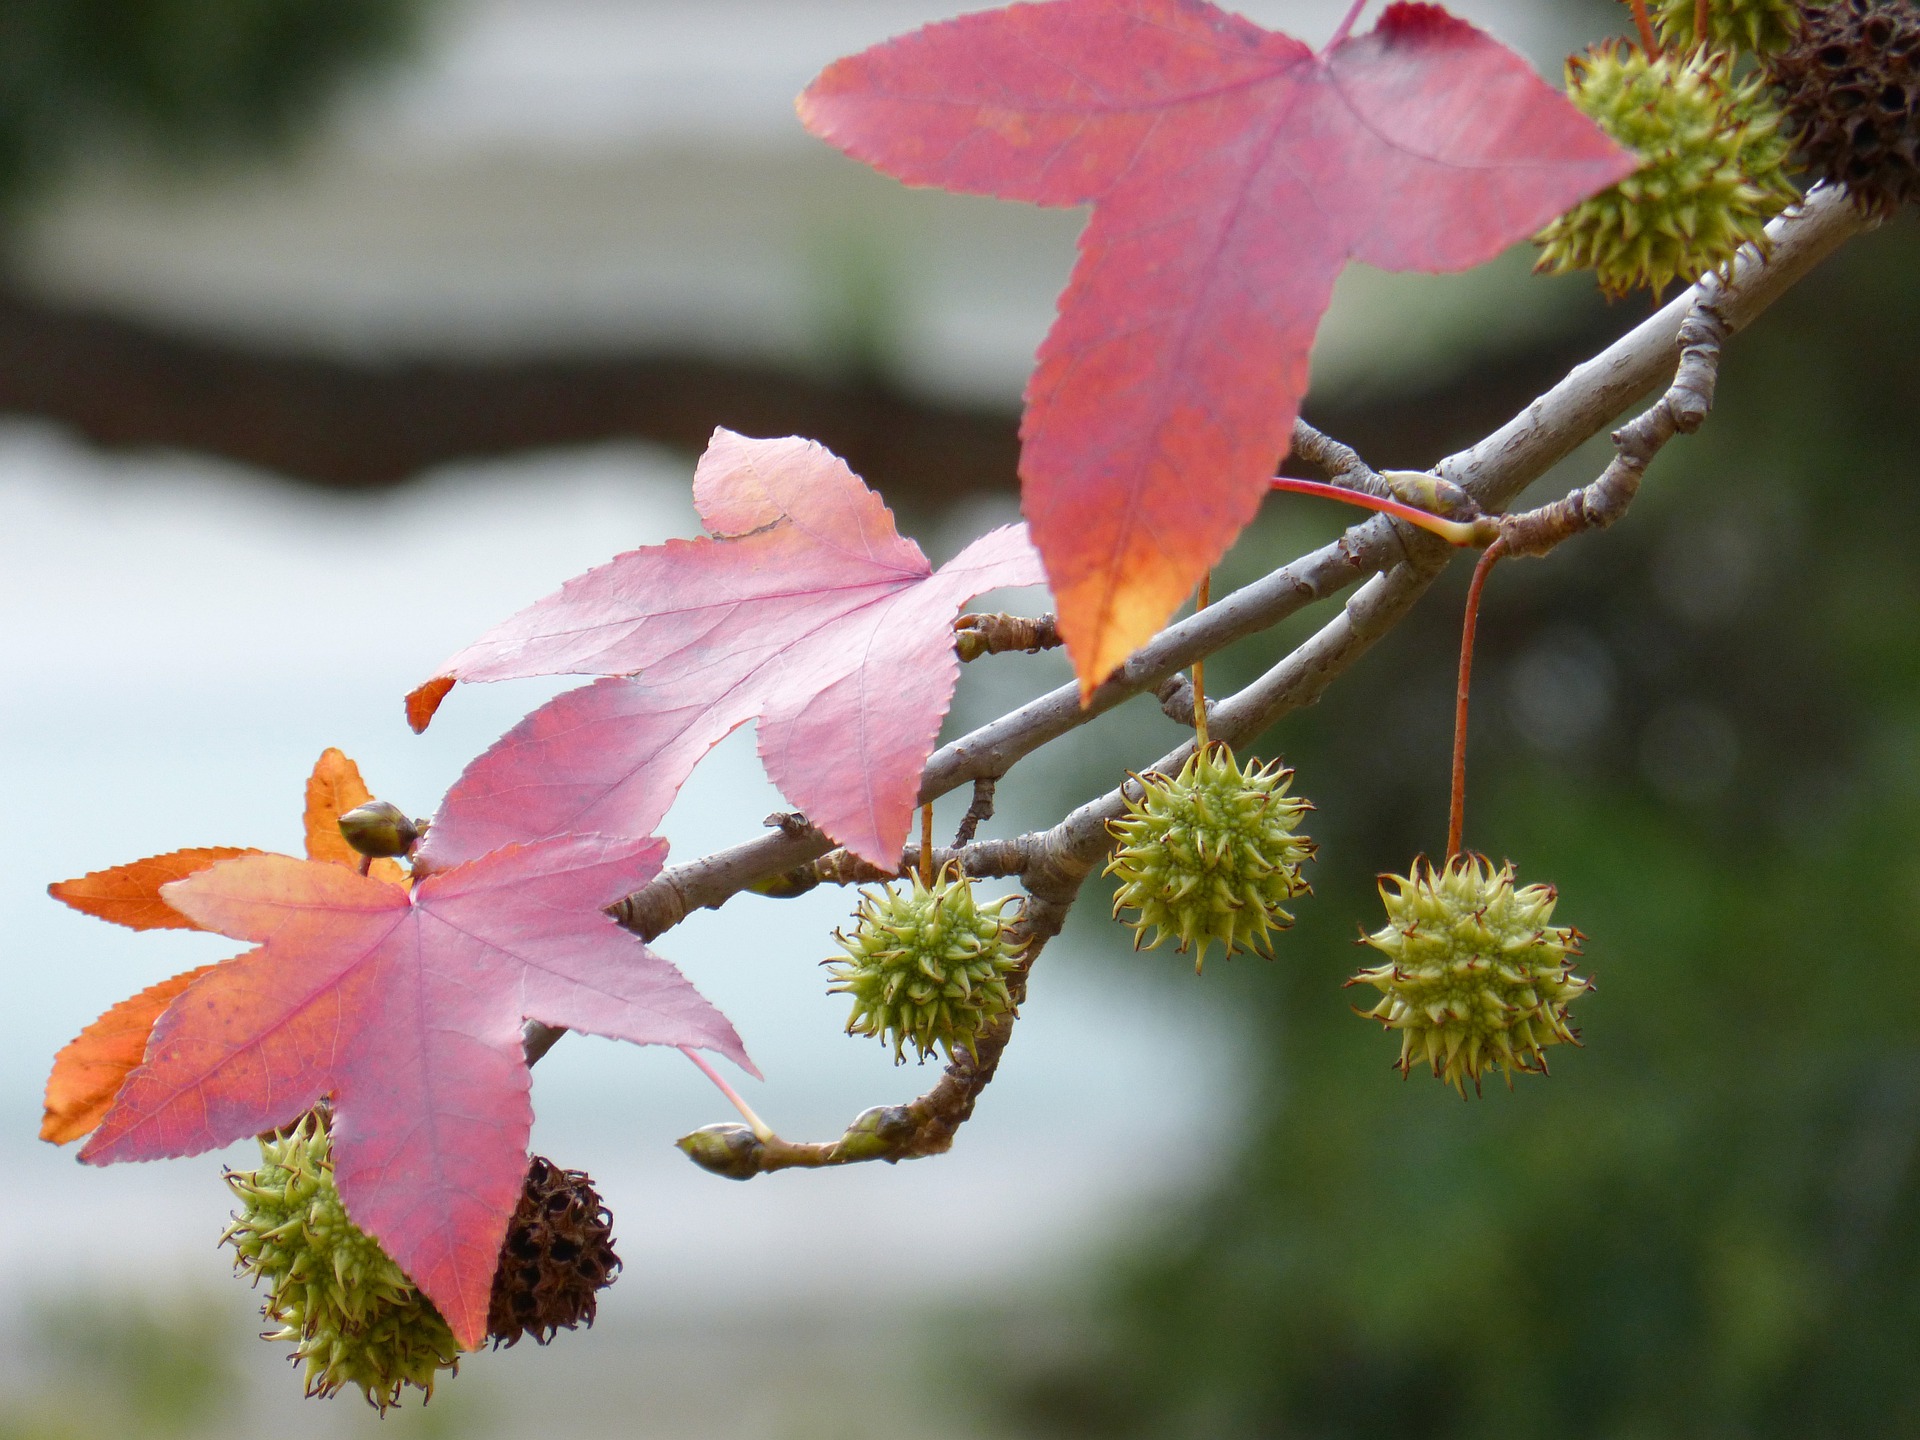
[954,611,1062,661]
[1382,469,1484,522]
[1156,671,1215,726]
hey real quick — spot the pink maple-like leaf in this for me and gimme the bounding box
[799,0,1638,693]
[81,837,751,1350]
[408,428,1046,869]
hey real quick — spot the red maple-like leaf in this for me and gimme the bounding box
[407,429,1045,869]
[81,836,751,1350]
[43,749,405,1144]
[799,0,1637,692]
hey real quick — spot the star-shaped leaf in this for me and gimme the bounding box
[42,749,401,1143]
[81,834,750,1350]
[799,0,1636,691]
[408,429,1046,869]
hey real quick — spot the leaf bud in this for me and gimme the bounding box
[1382,470,1480,521]
[337,801,421,859]
[675,1123,766,1181]
[834,1104,913,1161]
[748,866,821,900]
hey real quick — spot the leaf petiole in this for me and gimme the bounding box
[680,1046,774,1141]
[1325,0,1371,52]
[1268,476,1490,547]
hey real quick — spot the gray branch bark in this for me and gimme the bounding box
[531,186,1875,1143]
[617,184,1871,941]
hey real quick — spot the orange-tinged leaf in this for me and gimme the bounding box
[41,963,223,1144]
[304,747,375,866]
[407,676,455,733]
[49,848,260,931]
[85,840,751,1349]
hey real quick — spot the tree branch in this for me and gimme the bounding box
[619,184,1869,941]
[529,185,1873,1146]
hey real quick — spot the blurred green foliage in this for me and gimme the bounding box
[0,1290,235,1438]
[988,213,1920,1437]
[0,0,428,218]
[0,1281,481,1438]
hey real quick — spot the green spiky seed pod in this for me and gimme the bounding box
[487,1157,621,1348]
[1656,0,1809,57]
[1534,43,1798,297]
[1348,855,1591,1097]
[1104,745,1315,973]
[827,868,1023,1064]
[223,1115,461,1409]
[1768,0,1920,216]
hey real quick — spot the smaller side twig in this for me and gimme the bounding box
[1287,417,1389,497]
[746,835,1033,897]
[953,776,998,846]
[677,862,1086,1179]
[1499,294,1729,560]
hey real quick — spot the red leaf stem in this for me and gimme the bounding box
[1268,476,1480,546]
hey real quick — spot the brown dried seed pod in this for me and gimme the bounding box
[485,1156,621,1348]
[1768,0,1920,216]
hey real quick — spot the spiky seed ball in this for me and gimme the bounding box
[1768,0,1920,216]
[487,1157,620,1348]
[223,1114,461,1409]
[1535,43,1799,297]
[827,867,1023,1064]
[1347,855,1591,1097]
[1104,745,1315,973]
[1656,0,1809,57]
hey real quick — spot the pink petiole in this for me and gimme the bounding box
[1325,0,1371,52]
[681,1046,774,1141]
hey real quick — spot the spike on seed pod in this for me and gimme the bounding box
[1767,0,1920,217]
[1655,0,1809,57]
[1104,744,1315,973]
[222,1114,461,1409]
[1346,854,1592,1097]
[1534,41,1799,297]
[336,800,420,859]
[485,1156,620,1348]
[826,867,1024,1064]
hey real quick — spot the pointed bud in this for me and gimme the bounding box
[675,1124,766,1181]
[336,801,420,859]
